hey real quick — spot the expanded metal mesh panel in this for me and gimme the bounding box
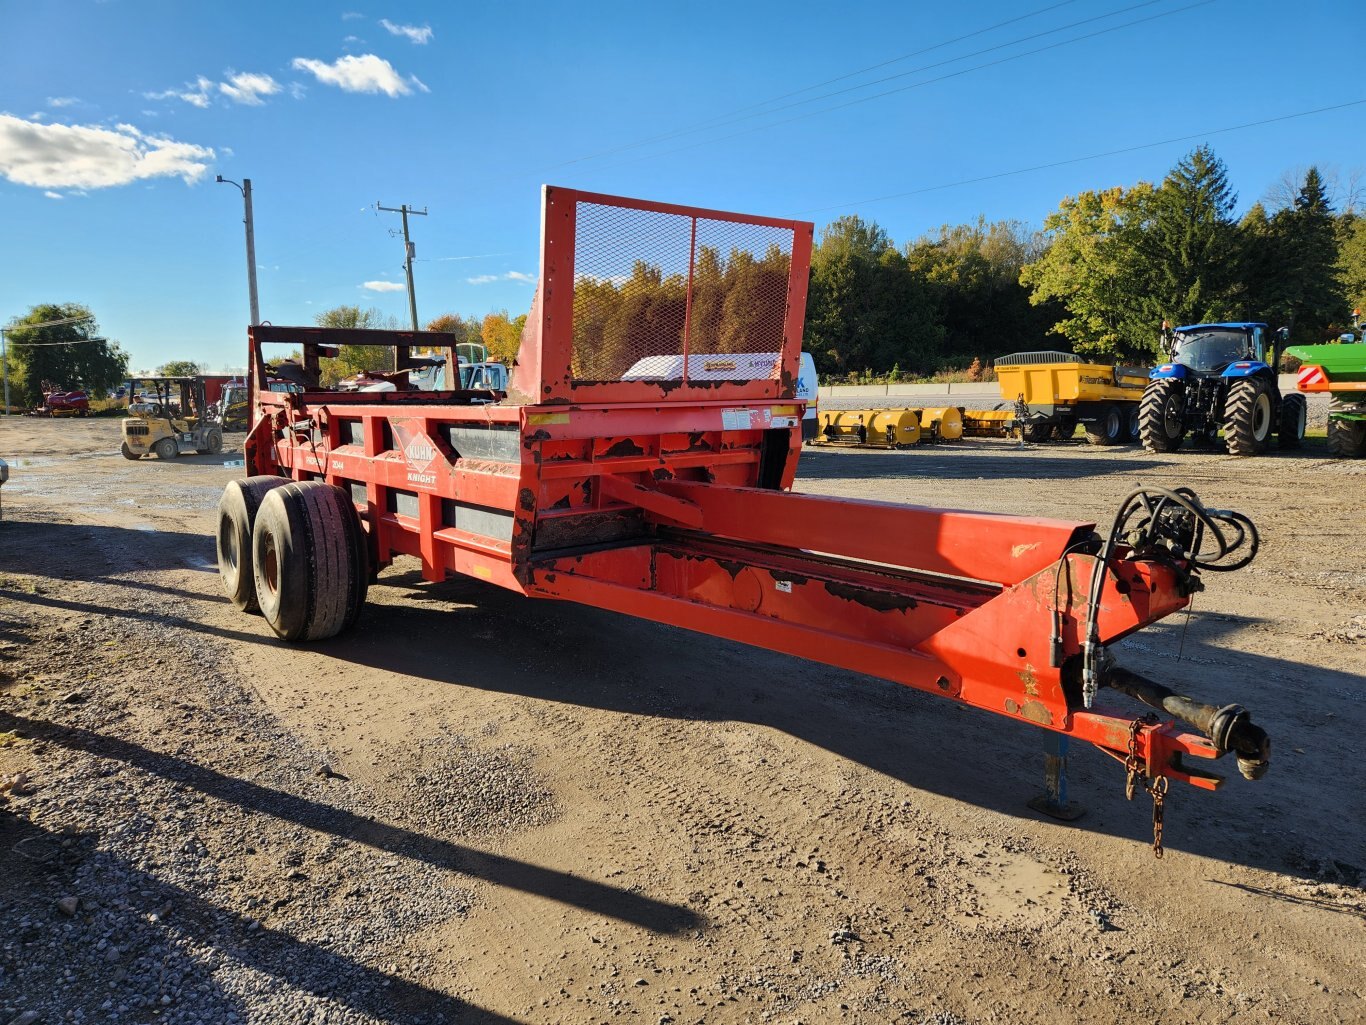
[570,201,795,384]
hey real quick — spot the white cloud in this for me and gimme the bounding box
[44,190,63,199]
[219,72,280,106]
[341,10,363,19]
[47,97,80,108]
[363,280,406,292]
[466,271,535,285]
[146,75,215,108]
[379,19,432,44]
[291,54,423,97]
[288,81,307,100]
[0,114,214,190]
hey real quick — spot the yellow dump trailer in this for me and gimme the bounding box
[993,351,1147,445]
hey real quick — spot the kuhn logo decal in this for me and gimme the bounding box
[391,421,443,485]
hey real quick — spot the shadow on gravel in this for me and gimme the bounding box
[0,811,527,1024]
[0,710,702,938]
[1,521,215,575]
[795,445,1172,482]
[323,571,1366,885]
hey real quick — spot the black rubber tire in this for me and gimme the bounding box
[1326,396,1366,458]
[1084,403,1123,446]
[197,429,224,455]
[1276,394,1306,449]
[120,442,140,461]
[1122,404,1141,443]
[153,437,178,460]
[251,481,368,642]
[217,476,292,613]
[1224,377,1274,456]
[1021,421,1052,443]
[1051,422,1074,441]
[1139,379,1186,453]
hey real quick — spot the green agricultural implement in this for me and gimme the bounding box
[1288,325,1366,458]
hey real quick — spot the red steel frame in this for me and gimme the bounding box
[242,186,1262,798]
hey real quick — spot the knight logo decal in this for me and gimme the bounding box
[391,420,443,488]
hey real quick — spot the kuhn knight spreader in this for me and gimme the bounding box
[219,187,1269,853]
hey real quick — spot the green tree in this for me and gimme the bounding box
[1338,213,1366,319]
[4,303,130,407]
[907,216,1059,366]
[157,359,203,377]
[804,215,942,376]
[313,305,400,384]
[1139,145,1243,329]
[1020,184,1158,359]
[1269,168,1346,340]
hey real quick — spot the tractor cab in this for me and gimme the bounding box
[121,376,225,460]
[1164,323,1269,374]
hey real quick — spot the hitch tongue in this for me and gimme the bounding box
[1107,666,1270,780]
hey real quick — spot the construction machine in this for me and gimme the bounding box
[121,376,225,460]
[215,186,1273,856]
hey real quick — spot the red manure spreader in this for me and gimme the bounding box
[218,187,1269,852]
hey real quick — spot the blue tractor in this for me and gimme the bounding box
[1138,322,1307,456]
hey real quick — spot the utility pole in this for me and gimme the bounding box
[377,202,427,331]
[216,176,261,326]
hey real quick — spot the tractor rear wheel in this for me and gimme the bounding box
[1224,377,1273,456]
[1326,396,1366,458]
[1139,379,1185,452]
[1084,403,1123,446]
[1277,394,1306,449]
[251,481,369,642]
[153,437,178,460]
[1021,421,1052,443]
[120,442,140,461]
[217,476,292,612]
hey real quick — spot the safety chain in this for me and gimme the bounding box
[1123,715,1168,858]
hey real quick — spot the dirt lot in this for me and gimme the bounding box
[1,416,1362,1025]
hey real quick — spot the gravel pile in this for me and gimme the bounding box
[0,559,553,1024]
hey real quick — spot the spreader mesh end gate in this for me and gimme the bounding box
[510,187,812,405]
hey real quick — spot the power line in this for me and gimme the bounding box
[6,335,112,347]
[798,98,1366,215]
[568,0,1214,177]
[540,0,1093,172]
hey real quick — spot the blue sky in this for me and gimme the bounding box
[2,0,1362,371]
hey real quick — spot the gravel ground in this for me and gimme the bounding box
[1,417,1363,1025]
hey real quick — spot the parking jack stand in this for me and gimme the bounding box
[1028,734,1085,821]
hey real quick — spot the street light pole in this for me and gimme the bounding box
[216,176,261,326]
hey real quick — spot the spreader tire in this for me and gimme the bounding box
[153,437,178,460]
[1224,377,1273,456]
[1021,421,1052,443]
[1326,397,1366,458]
[1084,403,1123,446]
[120,442,140,461]
[1277,394,1306,450]
[1139,379,1186,453]
[251,481,368,642]
[217,476,291,613]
